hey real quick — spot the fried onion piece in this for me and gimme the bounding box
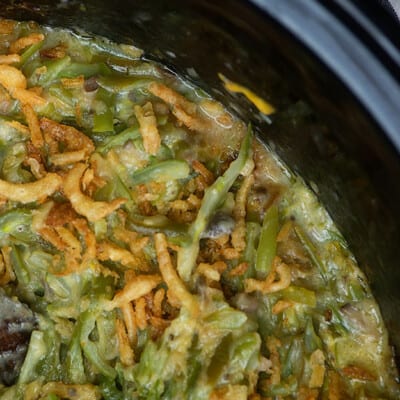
[72,218,96,261]
[245,256,291,294]
[96,241,143,269]
[63,163,126,222]
[0,172,62,204]
[121,302,137,346]
[106,274,162,310]
[309,349,326,388]
[192,160,214,185]
[40,382,101,400]
[40,44,67,59]
[271,299,293,315]
[22,103,44,148]
[228,262,249,277]
[196,261,227,282]
[12,87,47,107]
[49,150,87,166]
[113,227,149,255]
[0,247,14,286]
[0,64,26,91]
[24,140,46,179]
[148,82,212,134]
[40,118,95,156]
[116,318,135,366]
[0,20,16,34]
[38,226,66,251]
[153,287,165,318]
[5,120,30,136]
[45,202,78,228]
[154,232,199,316]
[342,365,376,381]
[134,101,161,155]
[0,54,20,64]
[9,32,45,54]
[135,297,148,330]
[61,75,84,89]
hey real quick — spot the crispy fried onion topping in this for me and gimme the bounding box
[154,232,199,316]
[245,256,291,294]
[106,274,162,310]
[0,64,46,106]
[40,118,95,162]
[9,33,45,54]
[148,82,211,134]
[0,173,62,204]
[22,103,44,148]
[0,54,20,64]
[134,101,161,155]
[96,241,144,270]
[63,163,126,222]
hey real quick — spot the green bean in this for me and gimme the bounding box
[93,108,114,133]
[127,214,190,243]
[80,310,116,379]
[177,125,252,282]
[97,76,152,93]
[89,39,142,60]
[243,222,260,266]
[65,322,86,384]
[229,332,261,372]
[207,333,232,387]
[96,125,140,152]
[185,334,202,397]
[99,379,123,400]
[304,318,322,354]
[294,224,328,282]
[48,86,75,106]
[60,62,111,79]
[0,209,35,244]
[19,41,43,66]
[43,395,59,400]
[279,286,317,307]
[18,331,46,384]
[37,56,72,86]
[281,337,304,379]
[259,375,298,397]
[131,160,190,185]
[204,307,247,330]
[11,245,30,288]
[255,203,279,278]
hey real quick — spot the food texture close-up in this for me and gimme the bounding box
[0,1,399,399]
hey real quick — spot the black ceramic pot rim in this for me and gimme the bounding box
[250,0,400,154]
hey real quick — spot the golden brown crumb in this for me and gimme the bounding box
[40,44,67,59]
[0,19,16,34]
[0,54,20,64]
[9,33,44,54]
[22,103,44,148]
[135,297,148,330]
[229,262,249,277]
[116,319,135,366]
[134,102,161,155]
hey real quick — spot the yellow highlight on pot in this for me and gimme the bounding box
[218,73,276,115]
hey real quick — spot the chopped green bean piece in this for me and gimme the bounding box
[131,159,190,185]
[255,203,279,278]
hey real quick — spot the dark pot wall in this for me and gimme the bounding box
[1,0,400,362]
